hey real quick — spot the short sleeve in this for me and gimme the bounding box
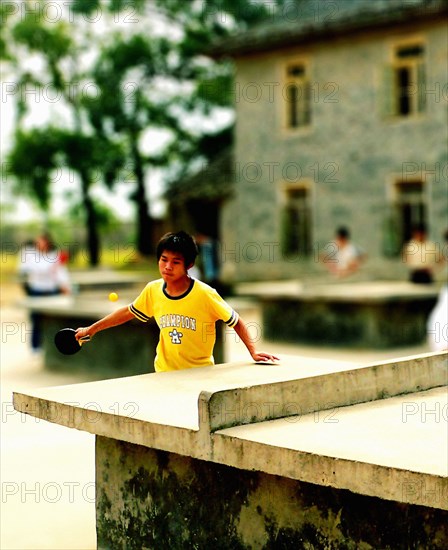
[207,288,239,328]
[129,282,154,322]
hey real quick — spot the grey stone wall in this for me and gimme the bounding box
[221,21,448,282]
[95,436,448,549]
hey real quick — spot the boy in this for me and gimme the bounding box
[75,231,278,371]
[320,227,366,278]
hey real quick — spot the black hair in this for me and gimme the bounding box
[413,222,427,234]
[156,231,198,267]
[336,226,350,239]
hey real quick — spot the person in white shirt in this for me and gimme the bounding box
[426,229,448,351]
[19,233,71,351]
[321,227,366,278]
[427,285,448,351]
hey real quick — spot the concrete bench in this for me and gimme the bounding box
[70,270,148,292]
[236,280,440,348]
[13,351,448,548]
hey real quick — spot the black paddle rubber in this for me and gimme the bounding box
[54,328,90,355]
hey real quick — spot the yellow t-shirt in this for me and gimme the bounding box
[129,278,239,372]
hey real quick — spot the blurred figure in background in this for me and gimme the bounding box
[18,239,36,295]
[403,223,443,284]
[19,232,71,352]
[195,233,221,289]
[427,229,448,352]
[427,285,448,352]
[320,226,366,278]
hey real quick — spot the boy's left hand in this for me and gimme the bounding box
[251,351,280,364]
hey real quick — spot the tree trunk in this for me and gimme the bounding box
[131,136,153,256]
[80,171,100,266]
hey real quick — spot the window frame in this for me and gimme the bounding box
[279,57,313,134]
[383,177,430,256]
[382,37,427,119]
[279,180,314,258]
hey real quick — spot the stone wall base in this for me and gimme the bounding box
[262,298,436,348]
[96,436,448,549]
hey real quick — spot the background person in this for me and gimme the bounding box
[403,223,442,284]
[195,233,221,287]
[427,285,448,352]
[19,232,71,352]
[320,226,366,278]
[427,229,448,351]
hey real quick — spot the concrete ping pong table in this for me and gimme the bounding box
[13,351,448,548]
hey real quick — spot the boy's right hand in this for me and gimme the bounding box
[75,327,91,342]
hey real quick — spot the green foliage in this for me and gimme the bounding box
[108,0,146,13]
[197,72,234,107]
[12,18,72,60]
[197,126,233,160]
[7,128,61,208]
[153,0,278,184]
[71,0,146,16]
[12,15,72,91]
[70,0,101,14]
[0,2,14,60]
[7,126,125,213]
[68,198,119,232]
[5,0,291,261]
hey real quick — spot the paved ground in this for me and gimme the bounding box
[1,283,99,550]
[1,282,432,550]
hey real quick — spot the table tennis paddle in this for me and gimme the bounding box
[54,328,90,355]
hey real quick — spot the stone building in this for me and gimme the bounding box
[207,0,447,282]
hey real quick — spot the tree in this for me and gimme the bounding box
[84,34,182,255]
[7,127,125,264]
[78,0,279,253]
[4,2,126,265]
[147,0,275,187]
[3,0,293,262]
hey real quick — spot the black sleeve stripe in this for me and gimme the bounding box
[225,310,239,328]
[129,304,150,322]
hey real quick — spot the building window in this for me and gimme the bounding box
[284,63,311,128]
[281,186,312,257]
[383,180,427,256]
[382,43,426,117]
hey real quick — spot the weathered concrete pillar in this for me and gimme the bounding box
[95,436,447,549]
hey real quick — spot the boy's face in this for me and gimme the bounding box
[158,250,191,283]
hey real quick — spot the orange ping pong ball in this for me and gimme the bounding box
[108,292,119,302]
